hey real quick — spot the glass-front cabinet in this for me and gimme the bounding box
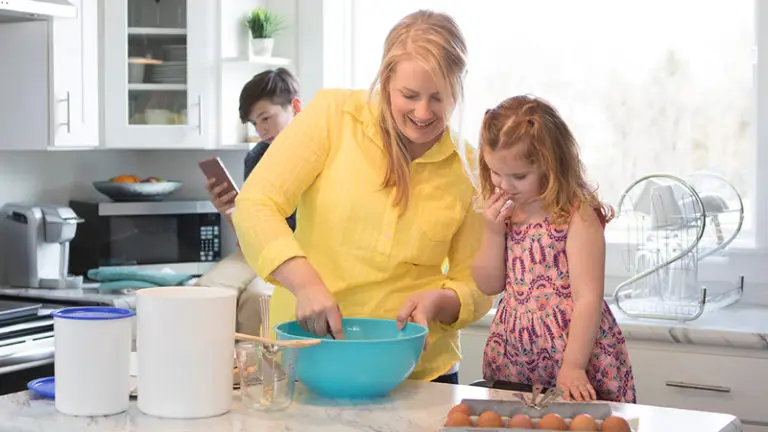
[103,0,217,148]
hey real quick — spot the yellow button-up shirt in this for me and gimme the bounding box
[233,88,493,381]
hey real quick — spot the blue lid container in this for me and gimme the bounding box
[51,307,135,320]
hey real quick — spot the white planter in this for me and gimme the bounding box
[250,37,274,58]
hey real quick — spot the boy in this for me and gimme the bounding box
[197,68,302,336]
[207,67,301,229]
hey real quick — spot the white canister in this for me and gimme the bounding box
[136,286,237,419]
[52,306,135,416]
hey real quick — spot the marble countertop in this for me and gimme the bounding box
[0,381,741,432]
[609,302,768,350]
[0,286,136,310]
[475,301,768,352]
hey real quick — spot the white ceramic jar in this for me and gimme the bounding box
[136,286,237,419]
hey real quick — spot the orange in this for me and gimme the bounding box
[110,175,141,183]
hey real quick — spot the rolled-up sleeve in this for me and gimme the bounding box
[233,89,338,279]
[440,201,495,330]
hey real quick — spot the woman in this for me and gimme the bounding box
[233,10,493,384]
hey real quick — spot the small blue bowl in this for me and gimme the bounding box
[274,318,428,399]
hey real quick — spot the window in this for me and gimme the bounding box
[322,0,765,286]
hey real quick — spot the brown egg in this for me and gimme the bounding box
[507,413,535,429]
[601,416,631,432]
[539,413,568,430]
[444,411,472,427]
[569,413,599,431]
[448,403,473,417]
[476,411,505,427]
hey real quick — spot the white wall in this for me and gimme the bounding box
[0,149,247,206]
[267,0,329,100]
[218,0,325,143]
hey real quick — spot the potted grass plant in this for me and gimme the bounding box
[245,7,284,58]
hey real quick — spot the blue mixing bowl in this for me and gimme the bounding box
[274,318,428,399]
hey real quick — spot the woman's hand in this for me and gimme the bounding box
[396,289,460,330]
[397,289,459,350]
[556,363,597,402]
[482,188,514,236]
[295,284,345,340]
[205,178,237,218]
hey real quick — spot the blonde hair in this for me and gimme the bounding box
[370,10,467,211]
[478,95,614,226]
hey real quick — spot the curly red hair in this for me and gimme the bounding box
[478,95,613,226]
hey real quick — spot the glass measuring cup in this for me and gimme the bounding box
[234,342,297,411]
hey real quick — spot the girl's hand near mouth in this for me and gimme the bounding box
[482,188,514,236]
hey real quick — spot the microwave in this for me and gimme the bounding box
[68,200,221,277]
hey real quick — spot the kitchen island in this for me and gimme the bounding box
[0,380,741,432]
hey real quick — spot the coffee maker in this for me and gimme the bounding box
[0,203,84,289]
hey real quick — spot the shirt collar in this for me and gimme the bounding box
[343,90,457,164]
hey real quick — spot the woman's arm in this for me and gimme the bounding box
[562,204,606,370]
[471,229,507,296]
[234,90,350,338]
[233,89,339,293]
[439,205,496,329]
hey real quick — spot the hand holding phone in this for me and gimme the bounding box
[199,157,239,216]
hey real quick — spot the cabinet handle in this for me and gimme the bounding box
[197,95,203,136]
[59,91,71,133]
[665,381,731,393]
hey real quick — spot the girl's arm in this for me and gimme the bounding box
[562,204,606,370]
[471,229,507,296]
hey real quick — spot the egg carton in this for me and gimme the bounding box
[441,398,637,431]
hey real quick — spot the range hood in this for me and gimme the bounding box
[0,0,76,23]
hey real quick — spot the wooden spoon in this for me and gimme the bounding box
[234,332,321,348]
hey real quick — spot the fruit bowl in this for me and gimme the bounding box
[93,180,183,202]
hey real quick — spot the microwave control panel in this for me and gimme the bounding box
[199,224,221,262]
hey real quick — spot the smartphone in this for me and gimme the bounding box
[198,157,239,197]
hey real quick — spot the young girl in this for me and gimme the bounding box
[471,95,636,403]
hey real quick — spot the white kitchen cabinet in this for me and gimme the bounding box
[743,425,768,432]
[0,0,100,150]
[101,0,218,149]
[52,0,100,149]
[458,325,490,385]
[627,341,768,428]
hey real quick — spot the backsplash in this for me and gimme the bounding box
[0,149,247,204]
[0,149,248,281]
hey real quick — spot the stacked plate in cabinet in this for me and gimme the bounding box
[149,62,186,84]
[163,44,187,62]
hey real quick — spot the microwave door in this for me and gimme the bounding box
[107,216,181,266]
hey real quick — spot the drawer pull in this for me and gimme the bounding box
[665,381,731,393]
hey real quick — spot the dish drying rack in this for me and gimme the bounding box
[611,171,744,322]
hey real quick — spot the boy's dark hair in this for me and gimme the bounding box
[238,68,300,123]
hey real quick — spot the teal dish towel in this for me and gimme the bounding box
[87,268,194,291]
